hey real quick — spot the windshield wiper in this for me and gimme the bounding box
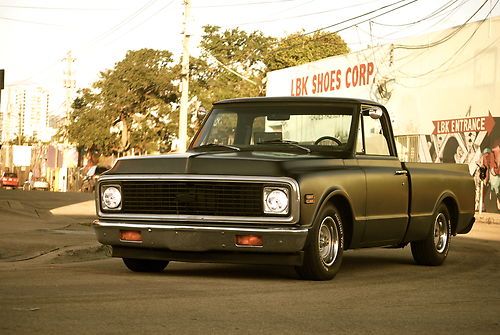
[257,140,311,153]
[192,143,241,151]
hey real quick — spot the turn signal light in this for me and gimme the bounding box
[236,235,263,247]
[120,230,142,242]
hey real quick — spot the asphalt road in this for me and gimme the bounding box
[0,189,499,334]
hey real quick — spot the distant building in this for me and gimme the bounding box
[0,86,55,143]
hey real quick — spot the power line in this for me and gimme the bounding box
[372,0,465,27]
[81,0,163,50]
[234,0,389,26]
[0,16,65,27]
[376,0,474,65]
[301,0,415,37]
[369,0,470,59]
[0,5,117,11]
[205,52,258,85]
[96,0,176,48]
[5,0,164,87]
[396,0,499,79]
[393,0,490,49]
[352,0,468,46]
[193,0,301,8]
[265,0,418,54]
[395,34,500,88]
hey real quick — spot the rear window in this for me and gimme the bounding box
[4,173,17,178]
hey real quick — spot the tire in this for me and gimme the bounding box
[122,258,169,273]
[296,204,344,281]
[411,204,451,266]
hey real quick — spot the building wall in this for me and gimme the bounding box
[0,86,52,143]
[266,17,500,212]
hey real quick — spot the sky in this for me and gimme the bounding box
[1,0,499,113]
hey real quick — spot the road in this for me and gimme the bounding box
[0,189,499,334]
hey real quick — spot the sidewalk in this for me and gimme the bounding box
[50,199,95,219]
[474,212,500,225]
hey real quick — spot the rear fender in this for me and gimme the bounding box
[434,192,459,236]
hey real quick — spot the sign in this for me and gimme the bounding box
[13,145,31,167]
[432,113,495,135]
[289,62,375,97]
[266,46,391,99]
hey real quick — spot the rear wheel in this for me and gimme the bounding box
[122,258,169,273]
[296,204,344,281]
[411,204,451,266]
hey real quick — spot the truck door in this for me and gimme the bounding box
[356,106,409,246]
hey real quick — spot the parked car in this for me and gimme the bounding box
[0,172,19,189]
[93,97,475,280]
[81,166,109,192]
[32,177,50,191]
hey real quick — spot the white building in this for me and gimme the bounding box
[0,86,54,143]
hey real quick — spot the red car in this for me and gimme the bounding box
[0,172,19,189]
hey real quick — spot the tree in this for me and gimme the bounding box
[193,25,275,109]
[64,49,179,155]
[97,48,178,153]
[264,31,350,72]
[64,88,119,156]
[191,26,350,111]
[64,30,351,156]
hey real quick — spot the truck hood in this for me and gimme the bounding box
[107,151,345,177]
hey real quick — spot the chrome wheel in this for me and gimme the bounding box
[411,204,451,266]
[318,216,339,267]
[434,213,449,253]
[297,204,344,280]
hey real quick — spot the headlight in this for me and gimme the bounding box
[102,186,122,210]
[263,187,289,215]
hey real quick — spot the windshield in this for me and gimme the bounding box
[191,103,355,153]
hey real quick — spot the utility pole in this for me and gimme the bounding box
[178,0,191,152]
[63,50,76,118]
[0,69,4,110]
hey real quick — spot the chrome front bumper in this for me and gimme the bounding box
[93,220,309,253]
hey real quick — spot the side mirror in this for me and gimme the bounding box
[361,105,384,120]
[368,107,383,120]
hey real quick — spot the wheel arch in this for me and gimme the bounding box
[440,195,459,236]
[315,190,355,250]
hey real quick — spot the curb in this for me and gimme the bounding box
[474,214,500,225]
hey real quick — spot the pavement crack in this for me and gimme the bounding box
[6,247,62,262]
[12,307,40,312]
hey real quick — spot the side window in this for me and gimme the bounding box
[357,108,391,156]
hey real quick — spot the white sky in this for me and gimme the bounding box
[1,0,499,113]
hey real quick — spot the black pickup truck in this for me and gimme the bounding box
[93,97,475,280]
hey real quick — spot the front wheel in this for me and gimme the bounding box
[122,258,169,273]
[296,204,344,281]
[411,204,451,266]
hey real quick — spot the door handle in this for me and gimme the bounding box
[395,170,408,175]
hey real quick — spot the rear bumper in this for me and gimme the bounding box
[93,220,308,261]
[1,182,18,188]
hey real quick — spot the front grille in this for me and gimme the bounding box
[120,180,264,217]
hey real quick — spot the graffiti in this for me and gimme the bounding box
[396,109,499,213]
[431,115,499,213]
